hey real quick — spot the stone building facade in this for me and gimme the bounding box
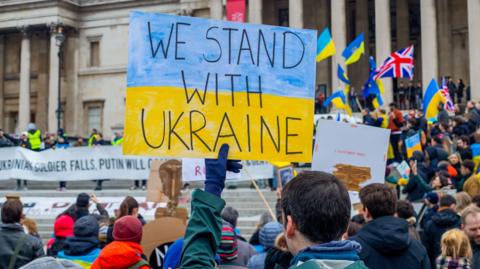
[0,0,478,138]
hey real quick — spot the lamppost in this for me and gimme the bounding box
[55,25,65,132]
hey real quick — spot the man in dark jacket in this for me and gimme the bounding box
[437,103,449,127]
[422,194,461,268]
[461,205,480,268]
[351,183,430,269]
[0,198,44,268]
[180,145,367,269]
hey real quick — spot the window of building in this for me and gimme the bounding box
[90,41,100,67]
[84,101,104,134]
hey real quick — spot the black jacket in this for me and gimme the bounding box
[422,208,461,268]
[0,223,45,268]
[351,216,430,269]
[47,237,68,257]
[472,241,480,269]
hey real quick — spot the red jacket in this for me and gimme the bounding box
[91,241,150,269]
[388,109,405,132]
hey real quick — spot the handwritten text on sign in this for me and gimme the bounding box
[125,12,317,162]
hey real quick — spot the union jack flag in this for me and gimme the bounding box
[373,45,414,80]
[440,78,455,112]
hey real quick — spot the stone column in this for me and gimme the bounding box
[375,0,393,105]
[395,0,410,49]
[289,0,303,28]
[437,0,452,77]
[210,0,223,20]
[48,26,60,133]
[468,0,480,100]
[331,0,346,92]
[18,28,31,132]
[248,0,262,24]
[0,35,4,128]
[420,0,438,93]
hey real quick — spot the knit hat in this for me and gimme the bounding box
[259,221,283,249]
[218,223,238,261]
[54,215,74,238]
[76,193,90,207]
[113,215,143,244]
[424,192,439,204]
[74,215,99,238]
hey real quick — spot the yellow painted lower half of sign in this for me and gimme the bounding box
[124,86,314,162]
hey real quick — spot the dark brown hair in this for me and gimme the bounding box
[117,196,139,219]
[360,183,397,219]
[1,199,23,224]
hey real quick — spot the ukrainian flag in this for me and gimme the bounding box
[323,90,352,116]
[342,33,365,65]
[316,28,336,62]
[337,64,350,85]
[423,79,444,121]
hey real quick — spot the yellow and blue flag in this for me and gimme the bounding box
[423,79,444,121]
[363,57,384,108]
[323,90,352,116]
[342,33,364,65]
[337,64,350,85]
[405,133,422,158]
[316,28,336,62]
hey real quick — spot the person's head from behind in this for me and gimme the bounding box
[76,193,90,209]
[113,215,143,244]
[424,192,439,207]
[1,199,23,224]
[259,221,283,250]
[439,194,457,211]
[118,196,139,219]
[281,171,350,255]
[221,206,239,228]
[74,215,99,240]
[461,205,480,245]
[257,212,273,229]
[389,102,397,112]
[395,200,415,221]
[455,192,472,213]
[359,183,397,222]
[440,229,472,259]
[461,160,475,177]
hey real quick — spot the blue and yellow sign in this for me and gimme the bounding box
[125,12,317,162]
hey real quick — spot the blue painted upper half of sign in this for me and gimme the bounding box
[127,11,317,99]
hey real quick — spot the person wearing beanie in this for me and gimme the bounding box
[247,221,283,269]
[47,215,75,257]
[421,192,440,230]
[58,215,101,268]
[72,193,109,221]
[91,216,149,269]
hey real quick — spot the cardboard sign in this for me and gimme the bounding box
[312,120,390,191]
[405,133,422,158]
[125,12,317,162]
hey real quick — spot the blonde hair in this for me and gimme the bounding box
[455,192,472,213]
[440,229,472,259]
[461,205,480,224]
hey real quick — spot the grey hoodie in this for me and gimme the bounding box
[19,257,83,269]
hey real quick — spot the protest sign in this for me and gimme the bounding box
[405,133,422,158]
[312,120,390,191]
[0,147,273,181]
[125,11,317,162]
[182,158,273,181]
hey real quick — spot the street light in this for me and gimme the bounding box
[55,25,65,132]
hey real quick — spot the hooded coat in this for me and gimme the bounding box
[422,208,461,269]
[57,216,101,268]
[91,241,149,269]
[403,151,431,201]
[351,216,430,269]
